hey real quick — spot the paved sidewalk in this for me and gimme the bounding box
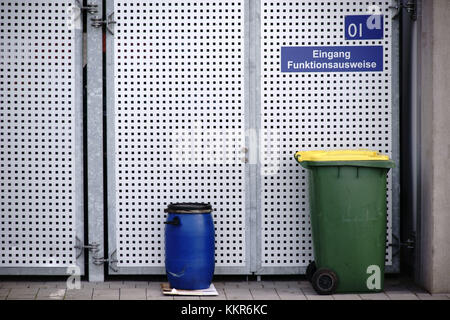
[0,277,448,300]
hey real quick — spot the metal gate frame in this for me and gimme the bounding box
[389,4,401,274]
[0,0,85,276]
[102,0,400,276]
[104,0,253,275]
[253,1,400,275]
[0,0,399,280]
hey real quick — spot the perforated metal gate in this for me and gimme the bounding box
[106,0,399,275]
[0,0,84,275]
[0,0,399,278]
[257,0,399,274]
[106,0,250,274]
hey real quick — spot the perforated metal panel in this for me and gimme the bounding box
[0,0,83,272]
[260,1,395,269]
[110,0,248,271]
[107,0,398,275]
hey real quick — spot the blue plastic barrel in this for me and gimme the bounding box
[164,203,215,290]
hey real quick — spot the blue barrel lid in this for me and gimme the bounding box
[165,202,213,213]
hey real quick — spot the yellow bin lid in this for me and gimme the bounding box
[294,149,390,162]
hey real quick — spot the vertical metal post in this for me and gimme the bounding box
[412,0,422,285]
[105,0,117,276]
[86,0,105,282]
[399,0,418,274]
[389,0,401,273]
[249,0,261,274]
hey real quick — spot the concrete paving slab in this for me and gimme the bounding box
[22,281,47,288]
[243,281,264,289]
[29,282,60,289]
[224,288,253,300]
[250,288,280,300]
[302,288,334,300]
[55,282,72,289]
[273,281,296,288]
[285,281,303,288]
[0,288,10,300]
[173,296,201,300]
[107,281,125,289]
[0,282,16,289]
[146,287,174,300]
[332,294,362,300]
[223,281,246,288]
[386,292,420,300]
[359,292,390,300]
[304,294,334,300]
[275,287,307,300]
[1,282,30,289]
[134,281,155,288]
[305,295,334,300]
[416,293,449,300]
[297,281,314,289]
[120,281,149,288]
[120,288,146,300]
[211,282,226,289]
[200,288,227,300]
[260,281,276,289]
[36,289,66,300]
[64,288,93,300]
[82,282,111,289]
[93,288,120,300]
[7,288,39,300]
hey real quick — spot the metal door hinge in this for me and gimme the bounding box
[75,237,100,259]
[402,238,415,249]
[74,238,118,272]
[403,0,417,20]
[389,234,415,256]
[91,12,115,35]
[93,250,119,273]
[390,0,416,20]
[75,0,98,14]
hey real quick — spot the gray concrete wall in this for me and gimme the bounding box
[417,0,450,293]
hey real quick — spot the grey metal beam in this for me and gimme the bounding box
[74,0,86,277]
[388,4,401,274]
[105,0,118,277]
[250,0,263,275]
[244,0,255,275]
[86,0,105,282]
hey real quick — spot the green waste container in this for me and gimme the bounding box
[294,150,395,295]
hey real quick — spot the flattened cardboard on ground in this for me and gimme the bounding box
[161,283,218,296]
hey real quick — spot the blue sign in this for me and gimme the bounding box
[345,15,384,40]
[280,46,383,73]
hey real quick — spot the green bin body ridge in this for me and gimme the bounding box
[297,157,395,293]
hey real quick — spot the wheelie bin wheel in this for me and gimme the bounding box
[311,268,338,295]
[306,261,317,282]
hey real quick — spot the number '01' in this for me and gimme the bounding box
[348,23,363,38]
